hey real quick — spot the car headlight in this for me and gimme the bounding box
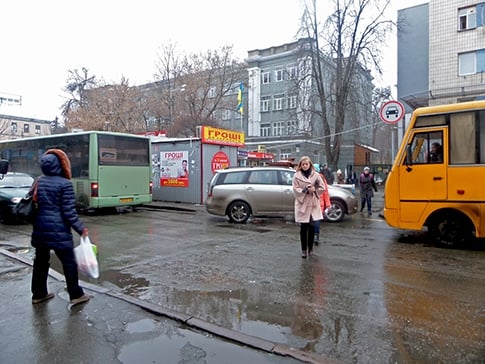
[11,197,22,203]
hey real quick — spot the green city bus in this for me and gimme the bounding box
[0,131,152,210]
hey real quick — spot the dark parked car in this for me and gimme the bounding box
[205,166,358,223]
[0,172,35,223]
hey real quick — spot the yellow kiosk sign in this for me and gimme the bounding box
[200,126,244,147]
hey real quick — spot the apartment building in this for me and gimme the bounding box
[244,38,376,168]
[0,114,52,141]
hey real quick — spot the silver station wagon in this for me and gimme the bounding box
[205,166,358,224]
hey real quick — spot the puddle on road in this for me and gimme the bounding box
[125,318,158,334]
[101,269,150,296]
[118,318,294,364]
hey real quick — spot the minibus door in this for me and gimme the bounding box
[398,130,447,222]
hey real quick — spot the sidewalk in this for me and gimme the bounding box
[0,248,337,364]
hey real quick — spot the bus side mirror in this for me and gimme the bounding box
[405,145,413,170]
[0,159,8,178]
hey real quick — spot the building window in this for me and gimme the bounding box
[280,149,292,160]
[287,64,298,79]
[208,86,216,98]
[273,121,285,136]
[458,6,477,30]
[275,68,284,82]
[458,50,485,75]
[273,94,284,110]
[287,120,298,134]
[35,125,41,134]
[221,109,231,120]
[260,124,271,137]
[24,124,29,133]
[11,122,17,134]
[288,95,297,109]
[261,71,271,84]
[261,96,271,112]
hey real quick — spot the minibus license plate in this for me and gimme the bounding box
[120,198,133,203]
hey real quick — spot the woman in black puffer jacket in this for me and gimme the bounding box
[31,149,91,306]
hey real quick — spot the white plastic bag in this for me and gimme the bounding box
[74,236,99,279]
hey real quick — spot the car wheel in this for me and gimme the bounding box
[227,201,251,224]
[325,200,345,223]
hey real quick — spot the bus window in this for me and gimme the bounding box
[449,111,480,164]
[414,114,446,128]
[98,134,149,166]
[409,132,443,164]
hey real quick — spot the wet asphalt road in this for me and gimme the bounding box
[1,191,484,363]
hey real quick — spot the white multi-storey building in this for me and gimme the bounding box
[398,1,485,108]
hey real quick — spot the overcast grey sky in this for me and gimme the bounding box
[0,0,426,121]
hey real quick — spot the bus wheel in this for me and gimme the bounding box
[428,213,474,246]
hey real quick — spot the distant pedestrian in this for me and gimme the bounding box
[31,149,92,306]
[346,171,357,185]
[321,164,334,185]
[359,166,378,215]
[335,169,345,184]
[293,156,325,258]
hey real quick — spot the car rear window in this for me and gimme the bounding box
[279,170,295,185]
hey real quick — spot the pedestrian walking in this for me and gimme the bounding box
[359,166,378,215]
[293,156,325,258]
[31,149,92,306]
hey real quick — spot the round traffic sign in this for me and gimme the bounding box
[379,100,405,125]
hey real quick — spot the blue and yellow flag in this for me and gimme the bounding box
[237,82,243,114]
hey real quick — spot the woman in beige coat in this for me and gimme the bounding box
[293,156,325,258]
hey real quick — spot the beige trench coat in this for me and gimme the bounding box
[292,170,325,223]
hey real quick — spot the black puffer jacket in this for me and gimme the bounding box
[31,150,85,250]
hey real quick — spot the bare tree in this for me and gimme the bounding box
[298,0,394,170]
[63,70,145,132]
[148,42,184,134]
[152,44,246,137]
[62,68,99,117]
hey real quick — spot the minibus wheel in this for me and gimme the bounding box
[427,212,474,245]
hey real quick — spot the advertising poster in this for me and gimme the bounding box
[211,151,230,173]
[160,150,189,187]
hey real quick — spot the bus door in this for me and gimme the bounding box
[398,129,447,222]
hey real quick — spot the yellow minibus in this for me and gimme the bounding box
[384,100,485,244]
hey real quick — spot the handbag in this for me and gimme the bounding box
[74,236,99,279]
[12,177,40,223]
